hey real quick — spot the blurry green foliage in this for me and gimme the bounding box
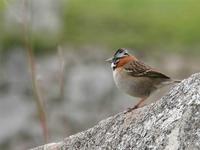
[0,0,6,10]
[63,0,200,53]
[1,0,200,54]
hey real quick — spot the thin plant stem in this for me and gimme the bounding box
[22,0,49,143]
[58,46,65,100]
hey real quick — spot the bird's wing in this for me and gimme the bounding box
[124,60,170,79]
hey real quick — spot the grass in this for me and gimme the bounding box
[1,0,200,54]
[62,0,200,53]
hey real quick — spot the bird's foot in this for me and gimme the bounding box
[124,105,138,114]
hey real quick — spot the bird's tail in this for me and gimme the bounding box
[158,79,181,88]
[172,80,182,83]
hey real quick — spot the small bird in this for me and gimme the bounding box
[106,48,180,112]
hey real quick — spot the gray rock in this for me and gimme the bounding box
[31,73,200,150]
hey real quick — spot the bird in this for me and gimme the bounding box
[106,48,180,112]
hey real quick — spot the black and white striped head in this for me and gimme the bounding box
[106,48,129,70]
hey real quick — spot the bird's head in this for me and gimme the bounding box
[106,48,130,70]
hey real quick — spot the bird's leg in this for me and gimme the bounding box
[125,97,148,113]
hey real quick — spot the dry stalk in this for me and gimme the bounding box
[22,0,49,143]
[57,46,65,100]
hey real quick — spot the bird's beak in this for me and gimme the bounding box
[105,57,113,63]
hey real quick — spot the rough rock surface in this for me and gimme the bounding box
[32,73,200,150]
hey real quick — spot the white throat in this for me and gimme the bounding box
[111,62,116,70]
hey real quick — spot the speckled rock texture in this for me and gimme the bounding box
[32,73,200,150]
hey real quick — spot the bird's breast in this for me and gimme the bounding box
[113,68,155,98]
